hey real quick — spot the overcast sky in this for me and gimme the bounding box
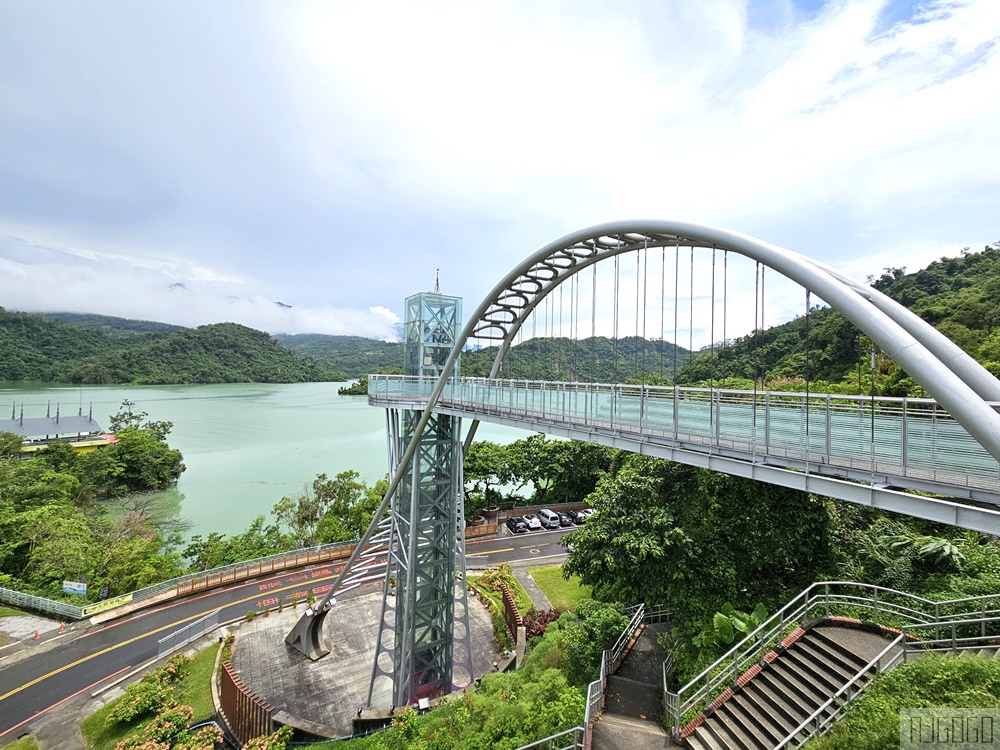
[1,0,998,346]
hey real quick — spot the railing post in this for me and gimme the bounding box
[825,395,832,464]
[901,398,908,476]
[764,392,771,454]
[873,588,879,625]
[672,386,678,439]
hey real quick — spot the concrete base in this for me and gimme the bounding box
[230,588,500,739]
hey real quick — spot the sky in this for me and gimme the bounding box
[1,0,998,347]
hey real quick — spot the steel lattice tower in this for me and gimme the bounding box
[368,286,474,707]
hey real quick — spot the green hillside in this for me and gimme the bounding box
[43,312,186,336]
[273,333,401,377]
[58,323,341,384]
[0,308,140,381]
[674,244,1000,395]
[0,309,339,384]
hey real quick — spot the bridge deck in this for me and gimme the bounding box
[369,375,1000,534]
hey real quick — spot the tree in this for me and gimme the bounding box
[561,599,631,686]
[464,441,513,509]
[0,431,23,459]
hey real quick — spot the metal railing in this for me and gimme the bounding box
[368,375,1000,498]
[772,634,906,749]
[663,581,1000,742]
[518,602,668,750]
[0,538,359,621]
[157,609,221,659]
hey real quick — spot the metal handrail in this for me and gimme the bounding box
[0,537,359,621]
[368,375,1000,502]
[772,634,906,749]
[663,581,1000,739]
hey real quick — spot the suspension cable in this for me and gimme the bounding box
[611,250,620,383]
[710,246,717,434]
[688,245,694,364]
[672,240,679,386]
[591,264,597,382]
[635,248,641,381]
[660,244,666,378]
[642,241,649,384]
[805,289,811,438]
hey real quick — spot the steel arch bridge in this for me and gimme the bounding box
[289,220,1000,709]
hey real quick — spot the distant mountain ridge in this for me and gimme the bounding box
[7,245,996,389]
[0,309,338,384]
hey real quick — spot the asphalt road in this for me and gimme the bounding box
[0,525,573,740]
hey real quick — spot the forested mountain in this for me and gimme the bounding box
[0,308,144,381]
[675,243,1000,395]
[0,309,338,384]
[461,336,689,381]
[273,333,401,377]
[6,244,996,387]
[43,312,186,336]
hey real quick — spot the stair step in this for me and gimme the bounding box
[781,648,851,694]
[745,675,804,730]
[725,695,785,745]
[794,637,866,679]
[712,705,768,750]
[702,718,750,750]
[762,663,829,711]
[734,690,795,741]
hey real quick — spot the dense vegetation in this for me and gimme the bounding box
[0,401,186,600]
[807,654,1000,750]
[676,243,1000,394]
[0,309,339,384]
[274,334,400,378]
[561,450,1000,685]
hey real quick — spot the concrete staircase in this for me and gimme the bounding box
[685,626,898,750]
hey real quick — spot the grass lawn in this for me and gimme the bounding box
[526,565,592,611]
[0,605,27,618]
[469,575,533,615]
[5,735,40,750]
[81,644,219,750]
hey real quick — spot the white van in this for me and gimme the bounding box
[538,508,561,529]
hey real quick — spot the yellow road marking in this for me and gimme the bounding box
[468,548,513,557]
[0,572,339,704]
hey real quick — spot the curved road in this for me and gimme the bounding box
[0,526,572,740]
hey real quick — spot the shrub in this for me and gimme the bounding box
[524,607,562,638]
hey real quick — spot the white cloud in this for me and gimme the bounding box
[0,0,997,348]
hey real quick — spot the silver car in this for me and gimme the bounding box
[521,513,543,531]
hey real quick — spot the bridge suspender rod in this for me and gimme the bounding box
[689,245,695,362]
[642,242,649,382]
[673,240,680,386]
[805,289,811,438]
[722,250,728,371]
[613,249,620,383]
[660,245,666,378]
[591,264,597,382]
[710,247,716,435]
[753,261,760,446]
[635,248,641,380]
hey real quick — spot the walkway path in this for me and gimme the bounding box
[511,565,553,611]
[592,621,672,750]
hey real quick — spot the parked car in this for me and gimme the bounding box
[566,509,588,524]
[506,516,528,534]
[538,508,561,529]
[556,511,574,527]
[522,513,543,531]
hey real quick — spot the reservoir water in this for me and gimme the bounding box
[0,381,529,539]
